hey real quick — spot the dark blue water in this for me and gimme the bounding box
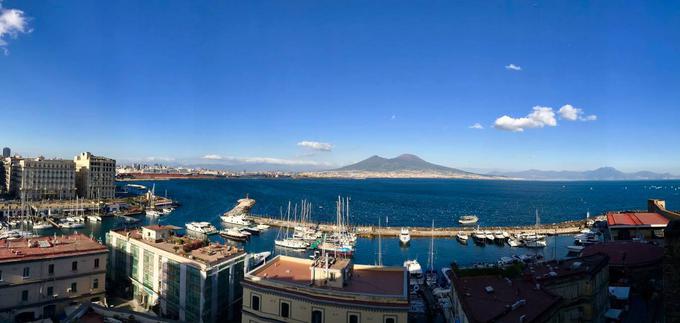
[62,178,680,269]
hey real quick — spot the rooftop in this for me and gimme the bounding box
[525,253,609,283]
[111,228,244,267]
[452,275,561,323]
[0,234,107,264]
[582,241,663,267]
[143,224,181,231]
[607,212,669,227]
[247,255,407,298]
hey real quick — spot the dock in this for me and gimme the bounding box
[250,215,594,238]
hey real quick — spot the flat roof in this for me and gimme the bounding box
[143,225,181,231]
[452,275,561,323]
[607,212,669,227]
[582,241,663,267]
[0,234,107,264]
[525,253,609,283]
[248,255,406,298]
[112,229,244,267]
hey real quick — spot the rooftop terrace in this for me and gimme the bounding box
[0,233,107,264]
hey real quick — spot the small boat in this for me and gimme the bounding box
[256,224,270,230]
[145,209,161,217]
[458,215,479,225]
[567,245,585,253]
[239,229,252,237]
[32,222,52,230]
[455,232,468,244]
[399,227,411,245]
[317,242,354,256]
[186,222,217,235]
[61,221,85,229]
[242,226,262,235]
[484,231,495,242]
[502,231,511,239]
[249,251,271,268]
[87,215,102,222]
[274,238,308,250]
[220,228,249,242]
[507,237,523,247]
[161,207,174,215]
[472,230,486,242]
[493,231,505,241]
[404,259,424,286]
[523,238,547,248]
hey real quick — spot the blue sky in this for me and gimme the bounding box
[1,1,679,173]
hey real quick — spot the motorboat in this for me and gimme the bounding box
[274,238,308,250]
[239,229,252,237]
[404,259,424,285]
[87,215,102,222]
[399,228,411,245]
[455,231,469,244]
[458,215,479,225]
[472,230,486,242]
[145,209,161,217]
[32,222,52,230]
[61,220,85,229]
[567,245,586,253]
[186,222,217,235]
[249,251,271,268]
[493,231,505,241]
[221,214,253,226]
[242,226,262,235]
[484,231,495,242]
[161,207,174,215]
[256,224,270,230]
[523,238,547,248]
[220,228,249,242]
[507,237,523,247]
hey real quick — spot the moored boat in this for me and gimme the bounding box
[220,228,249,242]
[456,231,468,244]
[399,227,411,245]
[458,215,479,225]
[186,222,217,235]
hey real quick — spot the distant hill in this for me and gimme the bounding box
[300,154,500,179]
[489,167,678,180]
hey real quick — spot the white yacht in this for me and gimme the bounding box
[458,215,479,225]
[87,215,102,222]
[249,251,272,268]
[399,227,411,245]
[274,238,308,250]
[493,230,505,240]
[507,237,523,247]
[256,224,270,230]
[523,238,547,248]
[32,222,52,230]
[186,222,217,235]
[220,228,249,242]
[472,230,486,242]
[221,214,253,226]
[484,231,495,242]
[161,207,174,215]
[404,259,424,285]
[145,209,161,217]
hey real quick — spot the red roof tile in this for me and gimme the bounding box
[607,212,669,227]
[0,234,107,264]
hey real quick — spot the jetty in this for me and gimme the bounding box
[249,215,594,238]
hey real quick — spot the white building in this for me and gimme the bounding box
[3,156,76,201]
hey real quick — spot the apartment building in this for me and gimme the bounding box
[4,156,77,201]
[242,255,410,323]
[0,234,108,322]
[74,152,116,200]
[106,225,248,322]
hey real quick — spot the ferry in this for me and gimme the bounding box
[220,228,249,242]
[399,227,411,245]
[458,215,479,225]
[186,222,218,235]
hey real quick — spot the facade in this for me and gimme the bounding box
[582,241,662,288]
[2,147,9,158]
[106,225,247,322]
[607,212,669,240]
[0,158,5,195]
[0,234,108,322]
[526,253,610,323]
[74,152,116,199]
[242,255,409,323]
[4,156,77,201]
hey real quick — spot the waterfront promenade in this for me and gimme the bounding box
[250,215,595,238]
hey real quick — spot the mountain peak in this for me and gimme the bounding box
[394,154,423,161]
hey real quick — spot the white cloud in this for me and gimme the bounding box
[494,106,557,132]
[505,64,522,71]
[202,154,223,160]
[0,1,29,54]
[201,155,331,166]
[297,141,332,151]
[558,104,597,122]
[469,123,484,130]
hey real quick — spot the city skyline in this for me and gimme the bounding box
[2,1,680,173]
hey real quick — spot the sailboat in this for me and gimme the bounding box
[274,202,309,250]
[425,220,437,287]
[145,184,162,216]
[523,210,547,248]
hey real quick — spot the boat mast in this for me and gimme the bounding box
[377,217,383,266]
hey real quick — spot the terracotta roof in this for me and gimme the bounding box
[452,275,561,323]
[582,241,663,267]
[607,212,669,227]
[249,256,406,297]
[0,234,107,264]
[143,225,181,231]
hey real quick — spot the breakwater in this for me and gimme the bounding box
[250,215,597,237]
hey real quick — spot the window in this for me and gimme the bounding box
[48,264,54,275]
[348,314,360,323]
[21,290,28,301]
[0,270,3,281]
[70,282,77,293]
[384,317,396,323]
[94,258,100,268]
[280,301,290,318]
[47,286,53,297]
[22,267,30,278]
[251,295,260,311]
[72,261,78,271]
[311,309,323,323]
[93,278,99,289]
